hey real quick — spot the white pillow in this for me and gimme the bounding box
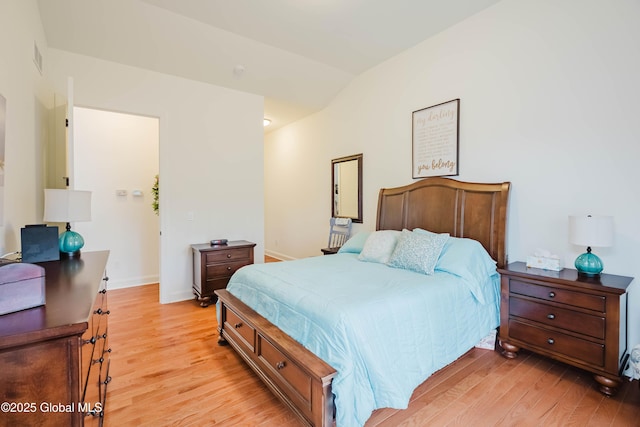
[358,230,402,264]
[388,229,449,275]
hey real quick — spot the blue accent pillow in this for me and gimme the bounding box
[337,231,372,254]
[387,229,449,275]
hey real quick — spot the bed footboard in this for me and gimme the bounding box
[215,289,337,427]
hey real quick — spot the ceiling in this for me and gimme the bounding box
[37,0,501,132]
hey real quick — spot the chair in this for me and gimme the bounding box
[322,217,352,255]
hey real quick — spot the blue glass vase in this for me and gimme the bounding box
[574,247,603,277]
[59,230,85,256]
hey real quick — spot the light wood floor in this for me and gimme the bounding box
[104,282,640,427]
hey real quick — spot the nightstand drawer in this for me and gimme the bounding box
[206,261,250,279]
[206,248,252,263]
[201,278,231,295]
[510,297,605,339]
[509,319,604,366]
[510,279,605,312]
[200,277,229,295]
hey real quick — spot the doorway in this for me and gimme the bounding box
[73,107,160,291]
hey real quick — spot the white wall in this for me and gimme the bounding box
[265,0,640,360]
[0,0,52,254]
[47,49,264,304]
[73,107,160,289]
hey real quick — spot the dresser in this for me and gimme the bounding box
[191,240,256,307]
[498,262,633,395]
[0,251,110,426]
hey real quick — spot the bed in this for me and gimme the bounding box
[215,177,510,427]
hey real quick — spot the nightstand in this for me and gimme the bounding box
[191,240,256,307]
[498,262,633,395]
[320,247,340,255]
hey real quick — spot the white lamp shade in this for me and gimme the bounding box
[568,215,613,248]
[44,189,92,223]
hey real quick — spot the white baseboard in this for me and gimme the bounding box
[160,289,195,304]
[264,249,296,261]
[107,275,159,290]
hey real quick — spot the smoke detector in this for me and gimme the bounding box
[233,64,245,78]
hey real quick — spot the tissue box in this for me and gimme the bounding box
[526,256,562,271]
[0,261,46,315]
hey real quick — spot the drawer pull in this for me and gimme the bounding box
[548,292,555,298]
[103,376,112,385]
[234,322,243,329]
[104,348,112,354]
[227,266,232,271]
[547,338,555,345]
[547,313,555,320]
[227,254,232,258]
[84,336,97,345]
[92,356,104,364]
[99,289,107,294]
[276,361,286,370]
[94,308,103,315]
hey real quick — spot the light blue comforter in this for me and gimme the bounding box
[224,253,500,427]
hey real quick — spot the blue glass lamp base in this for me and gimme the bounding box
[59,230,85,258]
[574,249,603,277]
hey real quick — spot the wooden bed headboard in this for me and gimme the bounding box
[376,177,511,268]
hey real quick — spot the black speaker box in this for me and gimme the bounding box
[21,224,60,263]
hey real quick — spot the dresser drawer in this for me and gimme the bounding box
[206,261,250,279]
[83,359,108,424]
[81,289,108,398]
[510,297,605,339]
[206,247,252,264]
[81,328,97,401]
[84,349,101,414]
[509,319,604,366]
[99,355,111,408]
[257,335,312,413]
[223,306,256,353]
[510,279,605,312]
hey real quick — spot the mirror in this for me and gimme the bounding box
[331,153,363,223]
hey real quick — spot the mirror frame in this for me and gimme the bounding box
[331,153,363,223]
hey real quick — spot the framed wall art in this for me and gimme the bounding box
[0,94,5,225]
[412,98,459,178]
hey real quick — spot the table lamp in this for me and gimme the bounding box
[568,214,613,277]
[43,189,92,258]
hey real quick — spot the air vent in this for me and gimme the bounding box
[33,42,43,74]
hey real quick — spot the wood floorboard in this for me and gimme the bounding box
[104,281,640,427]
